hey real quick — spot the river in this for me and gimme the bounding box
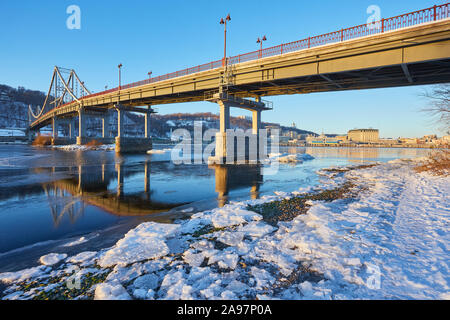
[0,144,429,272]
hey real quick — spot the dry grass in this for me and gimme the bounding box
[415,149,450,176]
[32,134,52,146]
[85,139,103,147]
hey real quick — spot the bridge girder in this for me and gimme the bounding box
[30,19,450,131]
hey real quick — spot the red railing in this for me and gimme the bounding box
[34,3,449,124]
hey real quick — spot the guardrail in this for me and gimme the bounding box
[33,2,449,125]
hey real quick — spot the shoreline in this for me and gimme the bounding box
[0,157,448,300]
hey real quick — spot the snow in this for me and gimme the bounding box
[98,222,180,267]
[268,153,314,163]
[68,251,98,264]
[39,253,67,266]
[52,144,115,151]
[147,148,172,154]
[1,158,449,300]
[94,281,131,300]
[0,266,51,284]
[192,205,262,228]
[61,234,99,247]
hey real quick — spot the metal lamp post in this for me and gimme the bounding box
[118,63,123,90]
[257,35,267,59]
[219,14,231,67]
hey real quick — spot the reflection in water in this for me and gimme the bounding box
[0,145,431,254]
[210,164,263,207]
[41,185,86,227]
[304,147,379,160]
[303,147,428,161]
[32,158,264,225]
[38,161,182,224]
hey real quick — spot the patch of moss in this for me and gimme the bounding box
[29,271,111,300]
[322,164,377,173]
[248,181,362,225]
[192,225,227,238]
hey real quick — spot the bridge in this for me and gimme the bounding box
[29,3,450,159]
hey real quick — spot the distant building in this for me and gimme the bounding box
[399,137,419,144]
[421,134,438,144]
[306,134,344,145]
[347,129,379,143]
[334,135,348,143]
[379,138,399,145]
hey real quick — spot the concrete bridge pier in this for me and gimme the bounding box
[102,111,111,139]
[69,119,75,139]
[114,104,154,154]
[207,93,271,164]
[76,109,87,145]
[52,118,77,145]
[214,100,231,162]
[52,117,58,139]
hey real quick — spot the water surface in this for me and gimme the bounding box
[0,144,429,270]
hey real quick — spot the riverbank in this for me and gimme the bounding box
[0,157,448,300]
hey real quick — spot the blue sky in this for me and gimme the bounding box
[0,0,447,137]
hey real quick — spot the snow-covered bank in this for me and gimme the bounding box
[268,153,314,163]
[1,158,448,300]
[51,144,115,151]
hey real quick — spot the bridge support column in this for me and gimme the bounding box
[114,105,152,153]
[214,101,231,163]
[144,107,152,139]
[252,110,261,135]
[52,117,59,139]
[116,107,124,138]
[208,94,269,164]
[77,109,87,145]
[102,111,111,138]
[69,119,75,139]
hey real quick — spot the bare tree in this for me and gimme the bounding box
[416,84,450,176]
[421,84,450,134]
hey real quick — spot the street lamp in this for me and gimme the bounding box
[118,63,123,90]
[148,71,152,81]
[256,35,267,59]
[219,14,231,67]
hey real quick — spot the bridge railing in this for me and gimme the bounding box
[33,2,449,125]
[86,3,448,97]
